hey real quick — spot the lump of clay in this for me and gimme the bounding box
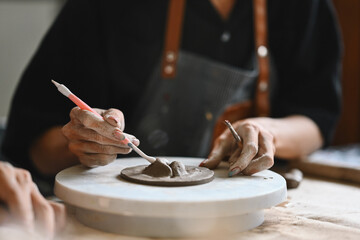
[142,158,172,177]
[122,158,214,186]
[169,161,188,177]
[283,169,303,189]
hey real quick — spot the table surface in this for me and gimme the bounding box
[1,175,360,240]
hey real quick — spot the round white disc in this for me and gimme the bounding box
[55,157,286,237]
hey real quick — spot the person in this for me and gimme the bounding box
[2,0,342,194]
[0,161,66,238]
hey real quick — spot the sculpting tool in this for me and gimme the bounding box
[224,120,244,177]
[51,80,156,163]
[224,120,241,143]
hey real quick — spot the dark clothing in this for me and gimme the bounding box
[2,0,342,190]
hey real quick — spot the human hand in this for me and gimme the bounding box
[200,119,275,176]
[0,162,66,238]
[62,107,139,167]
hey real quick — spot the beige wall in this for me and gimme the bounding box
[0,0,65,119]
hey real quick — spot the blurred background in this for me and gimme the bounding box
[332,0,360,146]
[0,0,359,146]
[0,0,65,119]
[0,0,65,157]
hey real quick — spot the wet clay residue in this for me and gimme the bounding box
[120,158,214,186]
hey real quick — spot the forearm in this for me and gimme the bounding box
[250,115,324,160]
[29,126,78,176]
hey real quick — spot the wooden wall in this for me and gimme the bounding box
[332,0,360,145]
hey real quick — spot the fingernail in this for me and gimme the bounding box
[199,159,208,167]
[228,167,241,177]
[106,115,118,124]
[113,130,125,140]
[132,138,140,145]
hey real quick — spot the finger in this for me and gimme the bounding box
[101,108,125,131]
[0,161,13,167]
[64,107,139,146]
[14,168,33,184]
[228,123,259,176]
[48,201,67,233]
[200,130,235,169]
[68,141,133,155]
[0,161,15,180]
[31,184,55,239]
[7,170,34,230]
[0,162,17,200]
[78,153,118,167]
[242,131,275,175]
[228,147,242,166]
[3,193,33,229]
[63,124,129,147]
[70,107,124,142]
[242,154,274,175]
[124,133,140,146]
[0,165,34,230]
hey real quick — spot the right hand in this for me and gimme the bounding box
[62,107,139,167]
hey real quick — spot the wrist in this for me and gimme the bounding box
[30,126,78,175]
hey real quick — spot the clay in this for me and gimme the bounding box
[283,168,303,189]
[169,161,188,177]
[142,158,173,177]
[120,158,214,186]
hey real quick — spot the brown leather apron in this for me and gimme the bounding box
[130,0,271,157]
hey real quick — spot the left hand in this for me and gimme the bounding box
[200,119,275,176]
[0,162,66,238]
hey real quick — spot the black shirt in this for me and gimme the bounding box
[2,0,342,188]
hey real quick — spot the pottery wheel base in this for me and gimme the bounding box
[55,157,287,238]
[74,206,264,238]
[120,165,214,186]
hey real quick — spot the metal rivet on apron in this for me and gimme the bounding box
[166,51,176,62]
[257,45,268,58]
[164,64,174,74]
[220,31,231,42]
[259,82,268,92]
[205,111,213,121]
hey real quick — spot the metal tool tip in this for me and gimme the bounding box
[224,120,233,129]
[224,120,241,142]
[51,79,60,87]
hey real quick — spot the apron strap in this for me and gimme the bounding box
[161,0,187,79]
[161,0,270,117]
[253,0,270,117]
